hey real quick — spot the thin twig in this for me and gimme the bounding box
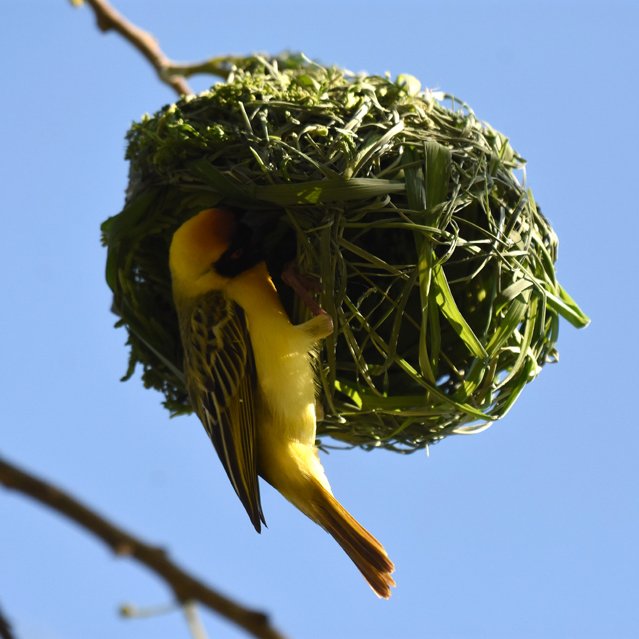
[0,604,15,639]
[165,56,245,80]
[0,456,286,639]
[81,0,192,96]
[183,602,211,639]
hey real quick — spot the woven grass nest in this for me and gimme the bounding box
[102,54,588,452]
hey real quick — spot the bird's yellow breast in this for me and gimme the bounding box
[226,264,319,446]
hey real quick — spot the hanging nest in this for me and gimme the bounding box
[102,54,588,452]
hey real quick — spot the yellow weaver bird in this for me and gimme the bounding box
[169,208,395,598]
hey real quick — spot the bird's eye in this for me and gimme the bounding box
[228,248,244,260]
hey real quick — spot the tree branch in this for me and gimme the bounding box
[80,0,193,97]
[0,456,287,639]
[164,56,243,80]
[183,602,211,639]
[0,603,16,639]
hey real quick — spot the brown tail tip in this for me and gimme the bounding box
[311,482,395,599]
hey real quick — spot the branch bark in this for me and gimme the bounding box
[81,0,192,96]
[0,455,287,639]
[0,604,15,639]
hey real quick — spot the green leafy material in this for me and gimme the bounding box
[102,54,589,452]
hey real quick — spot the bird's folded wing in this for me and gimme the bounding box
[183,291,265,531]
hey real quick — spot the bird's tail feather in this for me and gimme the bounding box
[308,478,395,599]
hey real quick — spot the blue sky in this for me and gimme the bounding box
[1,1,638,638]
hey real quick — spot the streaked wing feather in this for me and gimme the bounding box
[181,291,265,531]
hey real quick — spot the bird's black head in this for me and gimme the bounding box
[214,221,264,278]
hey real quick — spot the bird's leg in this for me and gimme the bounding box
[281,261,324,317]
[282,259,333,341]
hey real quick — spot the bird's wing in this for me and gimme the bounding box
[182,290,265,532]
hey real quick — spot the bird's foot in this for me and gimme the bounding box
[300,313,334,341]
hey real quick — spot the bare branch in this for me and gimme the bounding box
[0,456,287,639]
[80,0,193,96]
[183,602,211,639]
[0,603,16,639]
[165,56,241,80]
